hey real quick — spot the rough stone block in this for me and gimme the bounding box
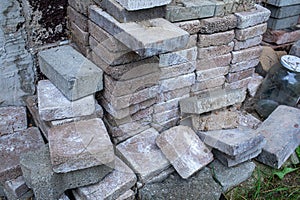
[0,128,44,186]
[198,30,235,48]
[267,15,299,30]
[139,168,222,200]
[196,66,229,81]
[116,190,135,200]
[159,73,195,92]
[159,47,197,67]
[235,23,267,41]
[225,77,251,90]
[191,76,226,92]
[266,0,300,7]
[166,0,215,22]
[231,45,262,64]
[196,53,232,71]
[38,45,103,101]
[198,127,265,156]
[48,118,115,173]
[37,80,95,121]
[89,6,189,57]
[0,106,27,136]
[70,21,89,46]
[68,6,88,32]
[209,160,256,192]
[160,61,196,80]
[290,40,300,57]
[68,0,93,15]
[20,146,113,200]
[151,117,180,132]
[153,108,179,124]
[157,87,190,103]
[116,128,170,183]
[263,29,300,45]
[267,4,300,19]
[180,88,246,114]
[74,157,137,200]
[198,42,234,59]
[115,0,171,11]
[235,4,270,29]
[156,126,213,179]
[154,96,189,114]
[256,105,300,169]
[229,58,259,72]
[198,14,237,34]
[100,0,166,23]
[174,20,201,35]
[4,176,30,199]
[226,68,255,83]
[234,35,262,50]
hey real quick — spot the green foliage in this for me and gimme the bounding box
[273,167,298,180]
[296,146,300,159]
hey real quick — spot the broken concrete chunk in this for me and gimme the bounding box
[116,128,171,183]
[256,105,300,169]
[115,0,171,11]
[156,126,213,179]
[48,118,115,173]
[89,6,189,57]
[37,80,95,121]
[38,45,103,101]
[0,106,27,136]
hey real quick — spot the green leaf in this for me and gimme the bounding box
[273,167,298,180]
[296,146,300,159]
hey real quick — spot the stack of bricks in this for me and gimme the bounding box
[263,0,300,48]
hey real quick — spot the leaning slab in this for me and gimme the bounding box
[115,0,171,11]
[38,45,103,101]
[116,128,171,183]
[0,106,27,136]
[20,146,113,200]
[38,80,95,121]
[156,126,213,179]
[89,6,189,57]
[48,118,115,173]
[74,157,137,200]
[256,105,300,169]
[0,128,44,186]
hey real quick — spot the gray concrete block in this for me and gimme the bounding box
[267,0,300,7]
[100,0,166,23]
[115,0,171,11]
[89,6,189,57]
[166,0,215,22]
[290,40,300,57]
[256,105,300,169]
[20,145,113,200]
[38,45,103,101]
[0,106,27,136]
[267,15,299,30]
[267,4,300,19]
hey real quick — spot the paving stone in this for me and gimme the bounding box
[89,6,189,57]
[4,176,30,199]
[225,77,252,90]
[68,0,93,15]
[159,73,195,92]
[231,45,262,64]
[116,190,135,200]
[48,118,115,173]
[267,4,300,19]
[156,126,213,179]
[181,88,246,114]
[173,20,201,35]
[198,127,265,157]
[160,61,196,80]
[20,146,113,200]
[191,76,226,92]
[116,128,171,183]
[266,0,300,7]
[139,168,222,200]
[38,45,103,101]
[263,29,300,45]
[156,87,190,103]
[235,23,267,41]
[166,0,215,22]
[226,68,255,83]
[256,105,300,169]
[192,108,239,131]
[100,0,166,23]
[154,96,189,114]
[37,80,95,121]
[0,128,44,186]
[0,106,27,136]
[151,117,180,133]
[209,160,256,192]
[198,14,237,34]
[290,40,300,57]
[229,58,259,72]
[234,35,262,50]
[198,30,235,48]
[235,4,271,29]
[267,15,299,30]
[196,66,229,81]
[196,53,232,71]
[198,42,234,59]
[159,47,197,67]
[68,6,88,32]
[153,108,179,124]
[74,157,137,200]
[115,0,171,11]
[70,21,89,46]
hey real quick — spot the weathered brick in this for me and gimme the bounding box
[180,88,246,114]
[198,42,234,59]
[68,6,88,32]
[174,20,201,35]
[267,15,299,30]
[231,45,262,64]
[0,106,27,136]
[263,29,300,45]
[115,0,171,11]
[160,61,196,80]
[157,126,213,179]
[234,35,262,50]
[196,53,232,70]
[235,4,270,29]
[197,30,235,48]
[229,58,259,72]
[191,76,226,92]
[159,47,197,67]
[198,14,237,34]
[235,23,267,41]
[116,128,171,183]
[226,68,255,83]
[196,66,229,81]
[159,73,195,92]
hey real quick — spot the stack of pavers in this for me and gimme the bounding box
[263,0,300,49]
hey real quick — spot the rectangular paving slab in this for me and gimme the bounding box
[48,118,115,173]
[156,125,213,179]
[38,80,95,121]
[38,45,103,101]
[0,106,27,136]
[256,105,300,169]
[89,6,189,57]
[115,0,171,11]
